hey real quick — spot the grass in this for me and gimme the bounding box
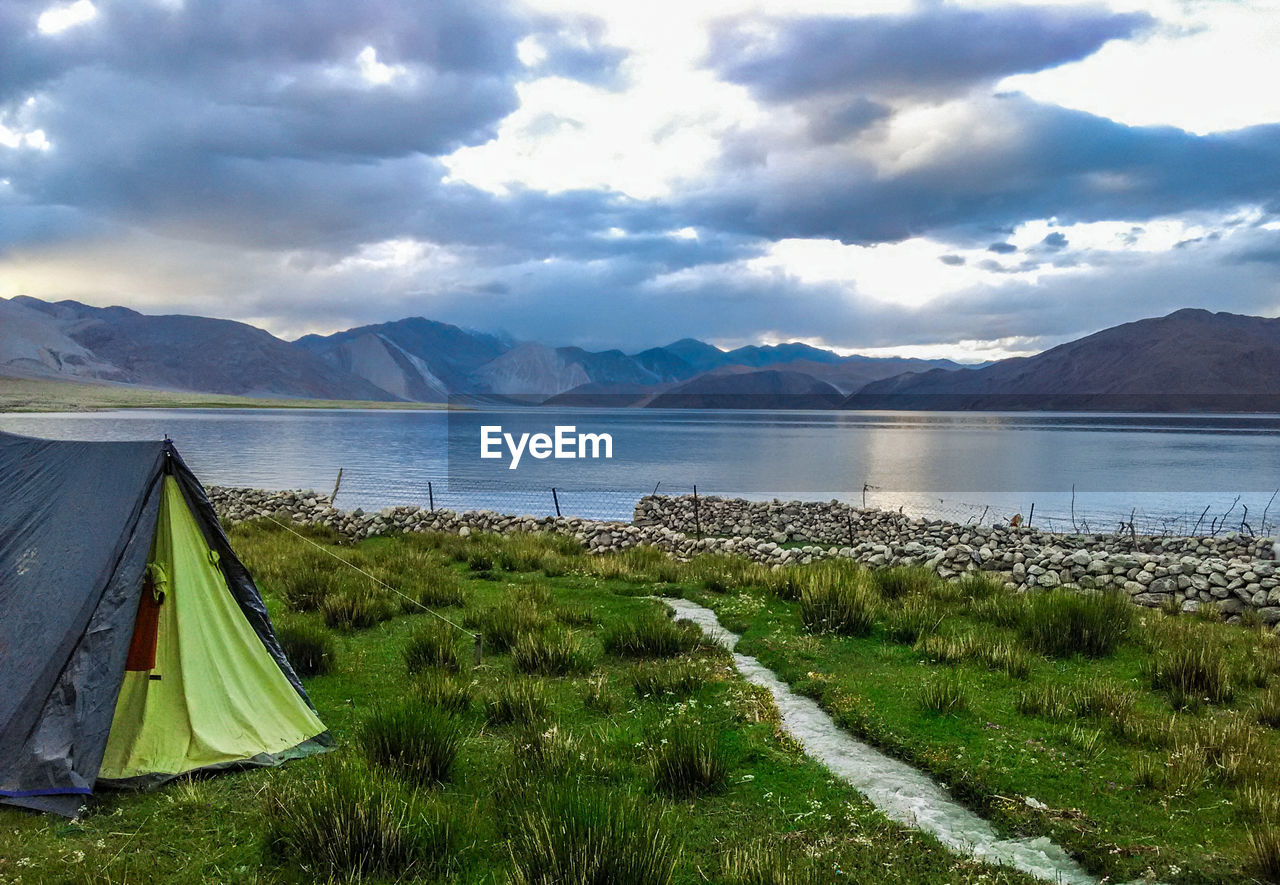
[1146,622,1236,707]
[413,670,474,714]
[632,660,710,698]
[467,598,551,652]
[919,673,967,715]
[485,678,551,726]
[358,702,464,787]
[651,723,730,797]
[719,840,819,885]
[405,619,463,673]
[797,563,878,636]
[275,618,336,677]
[511,629,595,676]
[602,610,701,658]
[264,756,460,881]
[1019,589,1133,658]
[6,523,1269,885]
[507,785,679,885]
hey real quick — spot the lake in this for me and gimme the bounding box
[2,408,1278,534]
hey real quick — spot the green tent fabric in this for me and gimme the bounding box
[1,431,331,815]
[99,477,328,783]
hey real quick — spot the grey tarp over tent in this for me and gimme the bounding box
[0,431,329,816]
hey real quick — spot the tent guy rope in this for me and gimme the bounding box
[261,514,476,639]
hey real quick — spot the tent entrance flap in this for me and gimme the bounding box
[99,477,327,782]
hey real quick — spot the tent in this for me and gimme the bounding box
[0,431,331,816]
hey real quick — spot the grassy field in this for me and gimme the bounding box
[2,528,1276,884]
[0,376,447,412]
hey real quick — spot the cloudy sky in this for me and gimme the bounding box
[1,0,1279,360]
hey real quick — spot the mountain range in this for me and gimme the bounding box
[2,295,1277,411]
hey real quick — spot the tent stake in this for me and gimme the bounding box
[330,468,343,504]
[473,633,483,667]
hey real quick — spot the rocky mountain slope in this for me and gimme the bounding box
[847,309,1280,411]
[0,296,395,401]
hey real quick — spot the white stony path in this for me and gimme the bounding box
[663,596,1098,885]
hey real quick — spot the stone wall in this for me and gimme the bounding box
[210,486,1280,625]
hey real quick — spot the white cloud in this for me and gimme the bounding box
[37,0,98,35]
[999,0,1280,134]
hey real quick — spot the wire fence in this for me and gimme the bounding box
[317,469,1277,539]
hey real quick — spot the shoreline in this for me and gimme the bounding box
[211,486,1280,627]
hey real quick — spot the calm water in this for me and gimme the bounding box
[2,408,1278,532]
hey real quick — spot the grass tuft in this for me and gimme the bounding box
[651,723,730,797]
[1248,826,1280,882]
[467,599,551,652]
[320,584,398,630]
[1146,625,1235,706]
[507,785,677,885]
[264,756,459,881]
[358,702,464,787]
[275,619,336,677]
[719,840,819,885]
[413,670,474,714]
[871,565,940,600]
[919,673,967,716]
[602,610,700,658]
[1020,589,1132,658]
[405,620,463,674]
[631,660,708,699]
[485,679,550,726]
[511,629,595,677]
[798,566,878,637]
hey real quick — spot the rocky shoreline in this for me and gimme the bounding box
[210,487,1280,625]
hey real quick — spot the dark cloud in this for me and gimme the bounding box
[707,5,1152,102]
[987,242,1018,254]
[806,97,891,143]
[939,254,966,266]
[683,95,1280,246]
[526,15,628,90]
[1040,232,1069,250]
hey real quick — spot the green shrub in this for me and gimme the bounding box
[512,630,594,677]
[275,619,336,677]
[872,566,940,600]
[1020,589,1132,658]
[631,660,707,698]
[358,703,464,787]
[919,674,967,716]
[405,620,463,673]
[651,723,729,797]
[264,756,459,880]
[507,785,677,885]
[602,611,700,659]
[485,680,550,726]
[798,568,878,637]
[413,670,474,714]
[467,599,551,653]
